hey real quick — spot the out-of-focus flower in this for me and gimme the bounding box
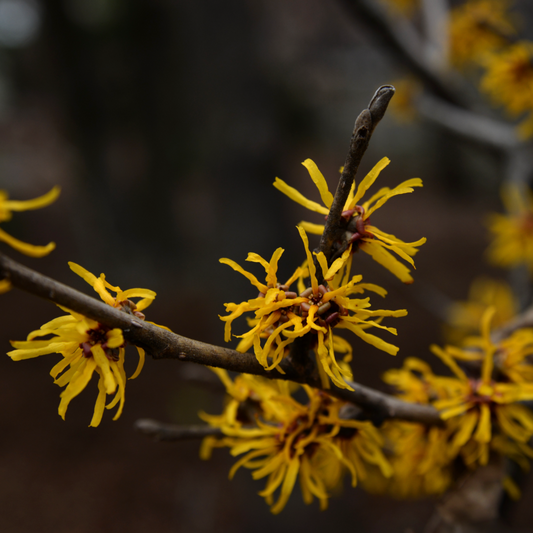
[431,308,533,467]
[487,184,533,272]
[8,262,156,426]
[481,42,533,117]
[0,186,60,257]
[200,371,392,513]
[446,277,518,343]
[220,226,407,390]
[388,78,421,123]
[449,0,515,67]
[273,157,425,283]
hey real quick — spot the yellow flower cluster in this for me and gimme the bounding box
[448,0,533,137]
[373,308,533,498]
[449,0,515,67]
[200,369,392,513]
[220,224,407,390]
[8,262,156,426]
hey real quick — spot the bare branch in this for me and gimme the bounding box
[421,0,450,72]
[0,251,441,425]
[134,419,222,441]
[416,93,520,151]
[317,85,395,266]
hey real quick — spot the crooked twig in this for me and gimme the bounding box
[0,252,441,425]
[317,85,395,266]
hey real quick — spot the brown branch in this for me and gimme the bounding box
[134,419,222,441]
[317,85,395,267]
[0,251,441,425]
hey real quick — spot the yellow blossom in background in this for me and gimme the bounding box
[200,372,391,513]
[487,184,533,272]
[273,157,426,283]
[364,421,453,499]
[0,186,60,257]
[431,307,533,467]
[449,0,515,67]
[0,278,11,294]
[220,226,407,390]
[480,42,533,117]
[388,78,420,123]
[8,262,156,426]
[446,277,518,343]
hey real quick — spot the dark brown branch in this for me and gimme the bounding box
[0,252,441,425]
[134,419,222,441]
[317,85,395,266]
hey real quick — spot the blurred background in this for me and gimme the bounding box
[0,0,532,531]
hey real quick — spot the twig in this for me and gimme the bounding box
[416,93,520,151]
[134,419,222,441]
[317,85,395,266]
[421,0,449,72]
[0,252,441,425]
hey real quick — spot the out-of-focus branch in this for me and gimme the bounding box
[134,419,222,441]
[492,303,533,343]
[421,0,450,72]
[416,93,520,151]
[0,252,441,425]
[339,0,467,107]
[317,85,395,266]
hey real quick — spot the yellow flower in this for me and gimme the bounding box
[449,0,515,67]
[388,78,420,123]
[273,157,426,283]
[480,42,533,117]
[487,184,533,272]
[200,373,391,513]
[431,308,533,467]
[375,358,456,498]
[382,356,444,404]
[446,277,518,343]
[220,226,407,390]
[8,262,155,426]
[0,186,60,257]
[363,421,453,499]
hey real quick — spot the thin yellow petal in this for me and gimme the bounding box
[89,372,107,427]
[301,159,334,208]
[0,227,55,257]
[129,346,145,380]
[4,186,60,211]
[273,178,329,215]
[219,258,268,293]
[348,157,390,209]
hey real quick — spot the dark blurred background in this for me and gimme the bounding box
[0,0,532,531]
